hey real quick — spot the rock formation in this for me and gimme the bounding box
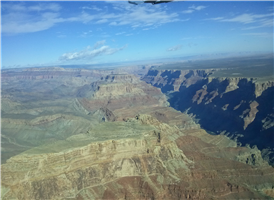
[143,57,274,165]
[1,65,274,199]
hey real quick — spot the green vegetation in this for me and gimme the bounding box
[156,54,273,81]
[158,54,272,70]
[210,65,274,81]
[22,120,154,154]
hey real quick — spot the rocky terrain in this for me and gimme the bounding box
[143,54,274,165]
[1,61,274,199]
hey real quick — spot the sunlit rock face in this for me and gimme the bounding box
[1,66,274,199]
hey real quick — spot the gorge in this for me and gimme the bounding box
[143,54,274,165]
[1,54,274,199]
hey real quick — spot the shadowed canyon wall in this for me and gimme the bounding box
[143,68,274,165]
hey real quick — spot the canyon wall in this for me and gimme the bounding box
[143,69,274,164]
[2,67,274,199]
[2,114,274,200]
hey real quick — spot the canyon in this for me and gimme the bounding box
[1,55,274,199]
[143,54,274,165]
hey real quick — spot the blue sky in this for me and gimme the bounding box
[1,1,273,68]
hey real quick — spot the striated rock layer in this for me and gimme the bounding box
[1,67,274,199]
[143,65,274,165]
[2,115,274,200]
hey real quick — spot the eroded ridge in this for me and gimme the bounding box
[2,114,274,199]
[1,66,274,199]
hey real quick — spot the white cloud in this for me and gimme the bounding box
[2,3,64,34]
[221,13,272,24]
[2,13,63,34]
[3,4,26,11]
[115,32,126,35]
[206,13,273,25]
[82,3,182,27]
[142,25,159,31]
[107,6,180,27]
[2,2,61,12]
[206,17,224,21]
[80,30,93,37]
[182,10,194,14]
[109,22,118,26]
[189,5,207,11]
[182,5,206,14]
[82,6,102,11]
[94,40,106,49]
[2,2,184,34]
[59,43,127,61]
[74,12,95,24]
[96,19,108,24]
[80,3,182,28]
[167,45,182,51]
[29,3,61,12]
[243,18,273,30]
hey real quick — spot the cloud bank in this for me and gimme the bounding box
[2,2,185,34]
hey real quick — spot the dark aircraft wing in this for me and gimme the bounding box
[128,1,140,5]
[129,0,173,5]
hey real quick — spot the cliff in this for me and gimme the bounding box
[2,115,274,200]
[143,69,214,92]
[143,68,274,164]
[2,67,274,199]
